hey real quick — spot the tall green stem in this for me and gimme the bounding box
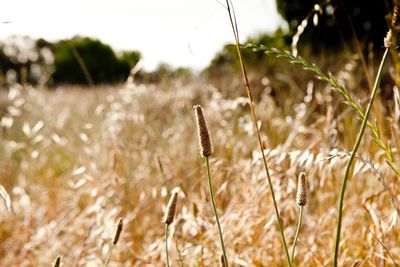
[333,48,389,266]
[290,206,303,264]
[165,224,170,267]
[224,1,292,265]
[205,157,229,267]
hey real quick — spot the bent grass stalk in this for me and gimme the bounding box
[246,43,400,180]
[245,41,393,266]
[246,44,400,217]
[366,225,399,266]
[333,48,389,266]
[290,206,303,264]
[224,1,291,265]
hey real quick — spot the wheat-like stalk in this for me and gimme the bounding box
[246,43,400,179]
[291,172,307,264]
[194,105,229,267]
[296,172,307,207]
[246,43,400,218]
[193,105,213,157]
[321,150,400,216]
[246,16,392,266]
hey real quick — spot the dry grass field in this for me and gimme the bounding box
[0,64,399,266]
[0,3,400,265]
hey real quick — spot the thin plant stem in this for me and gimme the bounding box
[104,244,115,267]
[205,157,229,267]
[291,206,304,265]
[248,43,400,181]
[333,48,389,267]
[174,235,184,267]
[246,44,400,218]
[165,224,170,267]
[70,45,94,87]
[366,225,399,266]
[224,1,292,265]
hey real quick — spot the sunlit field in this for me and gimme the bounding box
[1,1,400,267]
[0,67,399,266]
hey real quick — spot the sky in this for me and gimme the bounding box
[0,0,283,70]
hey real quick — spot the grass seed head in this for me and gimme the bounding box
[392,3,399,29]
[220,253,226,267]
[296,172,307,206]
[194,105,213,157]
[386,4,400,49]
[113,217,124,245]
[163,192,178,225]
[384,30,393,48]
[53,256,61,267]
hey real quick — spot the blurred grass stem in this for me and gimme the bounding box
[224,0,291,265]
[104,244,115,267]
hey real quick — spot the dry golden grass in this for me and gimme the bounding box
[0,78,399,266]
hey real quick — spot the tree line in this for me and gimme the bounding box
[0,1,392,86]
[0,36,143,86]
[0,36,192,86]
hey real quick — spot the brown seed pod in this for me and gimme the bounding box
[162,192,178,225]
[113,218,123,245]
[194,105,213,157]
[53,256,61,267]
[220,253,226,267]
[296,172,307,206]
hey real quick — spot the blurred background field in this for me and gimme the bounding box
[0,0,400,266]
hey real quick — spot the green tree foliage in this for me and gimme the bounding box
[120,51,141,68]
[277,0,391,49]
[0,36,143,86]
[138,63,192,83]
[52,37,140,85]
[204,29,301,101]
[0,48,15,75]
